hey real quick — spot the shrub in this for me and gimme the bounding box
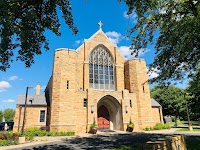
[0,133,6,140]
[40,126,47,131]
[25,126,40,132]
[90,123,98,129]
[22,126,75,140]
[144,127,150,131]
[128,122,134,128]
[143,123,171,131]
[4,132,14,140]
[0,132,19,146]
[0,139,18,146]
[0,132,19,141]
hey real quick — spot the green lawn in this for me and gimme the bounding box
[167,121,200,126]
[175,128,200,132]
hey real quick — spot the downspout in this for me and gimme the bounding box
[86,89,89,133]
[18,106,22,132]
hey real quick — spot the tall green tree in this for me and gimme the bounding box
[4,109,15,122]
[121,0,200,84]
[151,85,187,120]
[0,109,15,122]
[0,110,2,122]
[0,0,78,71]
[187,67,200,120]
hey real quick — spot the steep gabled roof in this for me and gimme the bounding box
[17,94,47,106]
[151,98,161,107]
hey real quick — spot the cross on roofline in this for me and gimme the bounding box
[98,21,103,30]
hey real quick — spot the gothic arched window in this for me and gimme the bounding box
[89,46,115,90]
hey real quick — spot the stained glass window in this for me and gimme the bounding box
[89,46,115,90]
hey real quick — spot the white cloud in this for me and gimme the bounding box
[0,81,11,92]
[118,46,132,58]
[9,76,18,80]
[147,68,159,79]
[40,86,46,90]
[123,11,137,23]
[118,46,150,59]
[105,31,122,44]
[74,40,83,46]
[2,99,15,103]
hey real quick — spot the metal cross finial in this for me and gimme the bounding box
[98,21,103,30]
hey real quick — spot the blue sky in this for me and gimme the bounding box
[0,0,188,110]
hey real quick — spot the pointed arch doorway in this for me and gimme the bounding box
[98,105,110,129]
[97,95,122,130]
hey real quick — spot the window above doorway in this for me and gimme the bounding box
[89,45,115,90]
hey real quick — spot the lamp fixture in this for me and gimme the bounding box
[91,105,94,114]
[125,106,128,113]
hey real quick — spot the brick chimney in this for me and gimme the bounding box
[36,83,40,95]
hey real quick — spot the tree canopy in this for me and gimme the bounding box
[151,85,187,120]
[0,0,78,71]
[187,67,200,119]
[0,109,15,122]
[121,0,200,84]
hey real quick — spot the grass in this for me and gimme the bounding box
[167,121,200,126]
[175,128,200,132]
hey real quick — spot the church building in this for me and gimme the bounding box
[13,22,163,133]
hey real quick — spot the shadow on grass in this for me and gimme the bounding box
[20,132,200,150]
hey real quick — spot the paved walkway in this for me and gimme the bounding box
[1,128,200,150]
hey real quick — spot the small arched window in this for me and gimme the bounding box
[89,45,115,90]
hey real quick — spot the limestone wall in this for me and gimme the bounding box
[152,107,163,123]
[13,106,47,132]
[48,29,161,133]
[124,59,156,129]
[142,134,186,150]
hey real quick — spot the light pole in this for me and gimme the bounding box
[21,86,33,136]
[185,93,193,131]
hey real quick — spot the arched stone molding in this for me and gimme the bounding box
[97,95,122,130]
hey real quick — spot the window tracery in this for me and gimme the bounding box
[89,46,115,90]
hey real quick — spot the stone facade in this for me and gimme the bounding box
[44,28,162,133]
[13,106,47,132]
[13,26,162,133]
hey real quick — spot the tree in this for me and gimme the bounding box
[151,85,187,120]
[187,67,200,120]
[0,110,2,122]
[4,109,15,122]
[0,0,78,71]
[121,0,200,84]
[0,109,15,122]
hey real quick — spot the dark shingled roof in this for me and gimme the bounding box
[151,98,161,107]
[17,94,47,106]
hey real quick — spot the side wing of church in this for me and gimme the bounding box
[13,24,163,133]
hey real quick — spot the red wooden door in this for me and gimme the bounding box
[98,105,110,129]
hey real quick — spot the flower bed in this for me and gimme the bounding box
[0,126,75,146]
[23,127,75,140]
[0,132,19,146]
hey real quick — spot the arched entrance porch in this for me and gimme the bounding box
[97,95,122,130]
